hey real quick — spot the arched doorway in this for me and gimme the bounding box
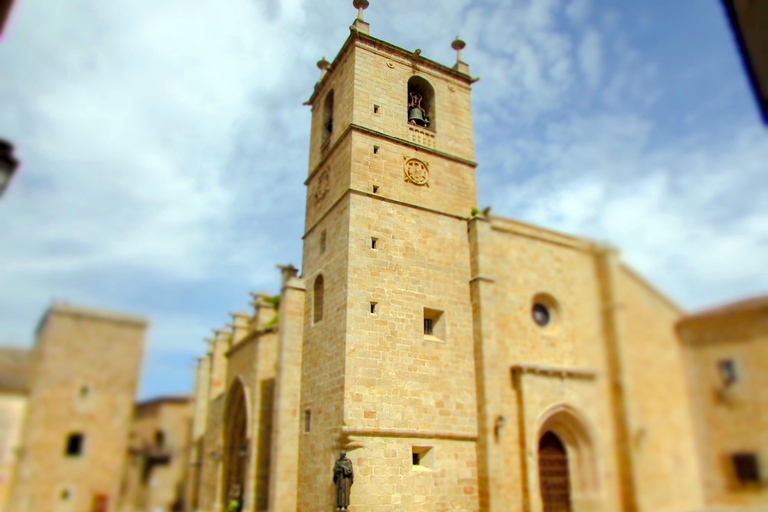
[535,405,599,512]
[222,380,248,511]
[539,431,571,512]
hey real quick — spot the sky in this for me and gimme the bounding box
[0,0,766,399]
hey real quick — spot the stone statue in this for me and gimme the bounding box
[333,451,354,510]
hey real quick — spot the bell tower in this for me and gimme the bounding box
[298,3,480,510]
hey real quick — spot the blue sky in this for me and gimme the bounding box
[0,0,766,399]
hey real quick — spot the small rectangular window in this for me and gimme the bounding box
[412,446,434,470]
[371,237,378,250]
[733,453,761,484]
[423,308,445,341]
[303,409,311,433]
[370,302,377,314]
[65,433,84,456]
[718,359,739,386]
[373,185,379,194]
[320,230,327,254]
[373,104,380,114]
[373,145,380,154]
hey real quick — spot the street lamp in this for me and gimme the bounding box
[0,139,19,198]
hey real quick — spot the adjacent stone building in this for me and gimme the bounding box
[678,298,768,510]
[185,8,762,512]
[119,397,194,512]
[6,303,148,512]
[3,304,198,512]
[0,347,31,512]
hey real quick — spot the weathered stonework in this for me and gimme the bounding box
[184,13,764,512]
[7,304,147,512]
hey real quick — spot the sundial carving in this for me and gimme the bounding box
[403,157,429,186]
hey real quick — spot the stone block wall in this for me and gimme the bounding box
[8,304,146,512]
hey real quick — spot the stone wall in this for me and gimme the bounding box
[8,304,146,512]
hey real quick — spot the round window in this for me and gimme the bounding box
[532,303,551,327]
[531,293,560,329]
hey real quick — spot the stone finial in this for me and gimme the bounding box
[353,0,369,21]
[452,36,469,74]
[317,57,331,78]
[351,0,370,34]
[278,264,299,287]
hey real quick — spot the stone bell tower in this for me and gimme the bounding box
[297,3,481,510]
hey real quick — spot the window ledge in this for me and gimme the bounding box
[411,465,432,472]
[423,335,445,344]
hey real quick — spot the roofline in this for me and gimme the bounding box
[306,27,477,106]
[677,295,768,326]
[136,395,192,408]
[721,0,768,124]
[36,302,149,335]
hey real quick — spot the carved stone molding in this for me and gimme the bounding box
[314,168,330,202]
[403,156,429,186]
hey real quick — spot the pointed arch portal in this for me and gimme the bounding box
[222,380,248,511]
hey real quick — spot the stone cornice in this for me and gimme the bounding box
[306,29,477,106]
[511,364,598,381]
[341,426,477,442]
[305,123,478,186]
[303,188,469,239]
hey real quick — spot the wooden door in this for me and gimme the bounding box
[539,431,571,512]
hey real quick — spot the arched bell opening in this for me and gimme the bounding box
[407,75,436,130]
[322,90,334,146]
[222,379,249,512]
[536,405,600,512]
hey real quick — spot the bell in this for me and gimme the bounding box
[408,106,426,126]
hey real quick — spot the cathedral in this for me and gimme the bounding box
[1,5,766,512]
[185,6,747,512]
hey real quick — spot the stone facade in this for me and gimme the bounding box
[7,303,148,512]
[678,298,768,510]
[182,15,755,512]
[118,397,194,512]
[0,347,31,512]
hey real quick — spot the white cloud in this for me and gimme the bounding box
[578,30,603,87]
[0,0,764,397]
[484,116,768,309]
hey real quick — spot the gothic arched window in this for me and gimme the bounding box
[314,275,324,323]
[322,90,334,146]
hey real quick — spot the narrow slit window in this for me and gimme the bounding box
[373,185,379,194]
[303,409,311,433]
[313,275,324,323]
[370,302,377,314]
[423,308,445,340]
[371,237,378,250]
[373,104,380,114]
[412,446,434,469]
[65,433,84,457]
[320,230,327,254]
[373,146,379,154]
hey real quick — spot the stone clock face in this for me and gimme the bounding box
[404,158,429,186]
